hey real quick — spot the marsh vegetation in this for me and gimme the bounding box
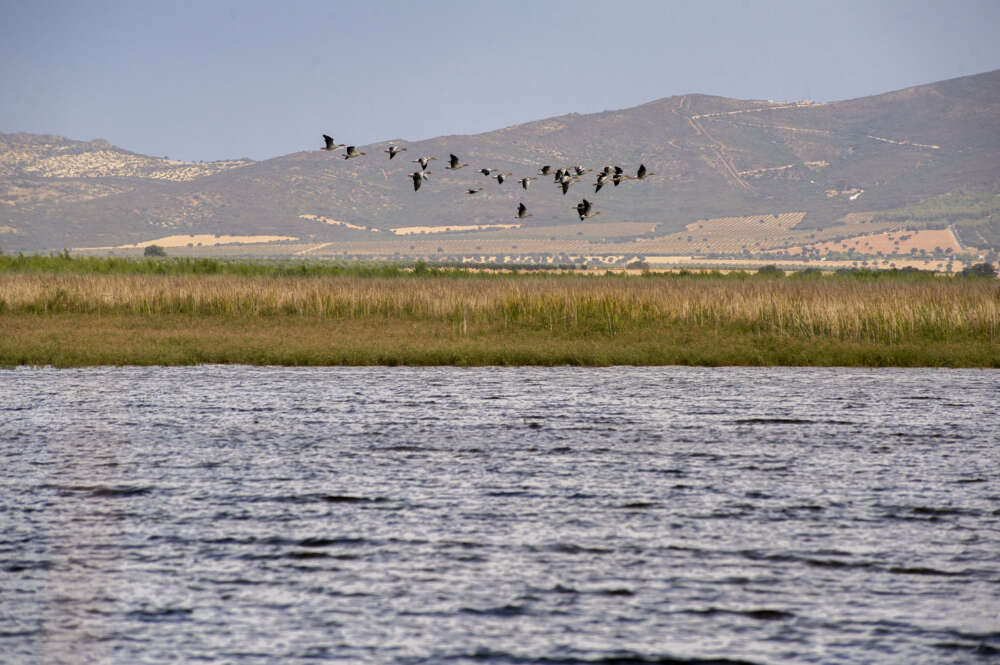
[2,255,997,367]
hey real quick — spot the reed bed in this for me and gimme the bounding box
[2,271,997,345]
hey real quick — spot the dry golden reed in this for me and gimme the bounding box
[2,272,997,344]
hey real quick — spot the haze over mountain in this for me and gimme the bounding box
[2,70,998,256]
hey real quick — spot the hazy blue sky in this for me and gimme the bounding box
[2,0,998,162]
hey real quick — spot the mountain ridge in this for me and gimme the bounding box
[2,69,999,257]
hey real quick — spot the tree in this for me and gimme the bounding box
[143,244,167,257]
[959,262,997,278]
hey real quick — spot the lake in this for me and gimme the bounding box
[1,366,998,664]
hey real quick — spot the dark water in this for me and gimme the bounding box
[1,366,998,665]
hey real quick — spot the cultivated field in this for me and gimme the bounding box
[66,207,987,276]
[298,214,377,232]
[78,233,299,251]
[786,227,963,256]
[628,213,807,255]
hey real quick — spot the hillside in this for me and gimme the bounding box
[2,70,999,266]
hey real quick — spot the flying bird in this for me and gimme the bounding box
[466,187,483,195]
[576,199,600,221]
[612,166,626,186]
[557,173,575,195]
[412,156,437,169]
[480,168,497,176]
[594,172,610,193]
[322,135,345,151]
[516,202,533,219]
[538,165,552,176]
[385,145,407,159]
[446,154,468,170]
[635,163,656,179]
[408,170,430,191]
[343,146,366,159]
[518,177,535,190]
[492,172,514,185]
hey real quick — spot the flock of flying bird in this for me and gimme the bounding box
[322,134,655,222]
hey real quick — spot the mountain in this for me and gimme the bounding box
[2,70,999,257]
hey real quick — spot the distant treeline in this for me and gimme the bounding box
[0,252,990,281]
[1,252,600,278]
[0,252,424,279]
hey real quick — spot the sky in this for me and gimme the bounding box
[2,0,998,163]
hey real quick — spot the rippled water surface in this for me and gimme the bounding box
[2,366,998,664]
